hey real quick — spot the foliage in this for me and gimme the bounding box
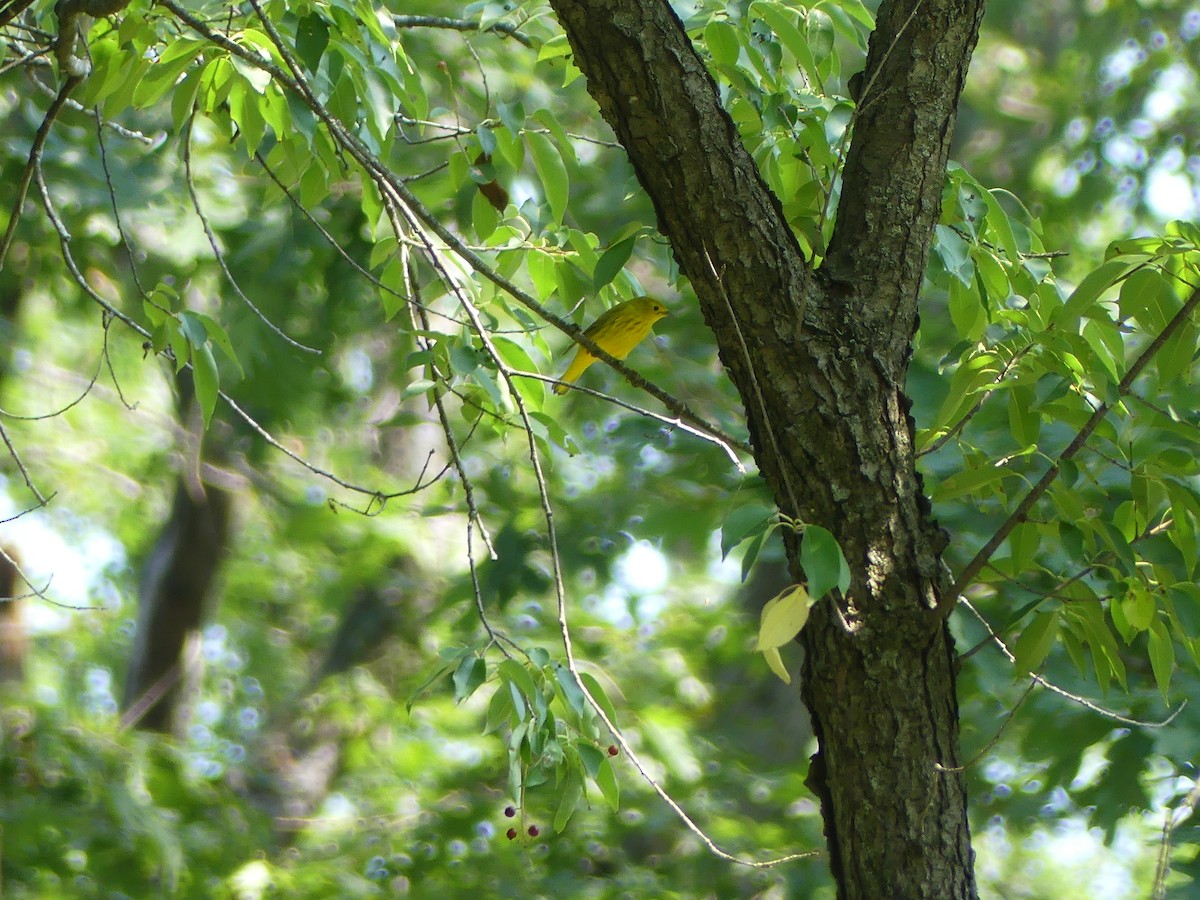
[2,0,1200,896]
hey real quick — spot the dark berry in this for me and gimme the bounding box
[506,828,517,840]
[608,745,619,756]
[504,806,516,818]
[527,825,539,837]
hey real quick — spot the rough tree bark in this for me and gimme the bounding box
[548,0,985,895]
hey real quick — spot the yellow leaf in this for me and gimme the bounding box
[762,646,791,684]
[756,585,811,651]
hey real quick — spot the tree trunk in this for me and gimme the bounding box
[122,377,231,732]
[549,0,984,895]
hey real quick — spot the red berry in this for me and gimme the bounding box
[506,828,517,840]
[527,825,539,837]
[608,745,619,756]
[504,806,516,818]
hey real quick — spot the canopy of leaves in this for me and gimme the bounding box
[1,0,1199,896]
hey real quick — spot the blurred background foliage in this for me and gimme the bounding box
[0,0,1198,897]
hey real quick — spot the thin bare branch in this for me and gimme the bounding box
[25,68,157,143]
[393,14,534,48]
[0,345,104,420]
[182,120,321,355]
[959,598,1186,728]
[934,680,1036,773]
[1153,778,1200,899]
[0,545,101,610]
[0,419,49,505]
[0,71,82,270]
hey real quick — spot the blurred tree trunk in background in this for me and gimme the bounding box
[0,272,25,684]
[122,374,230,731]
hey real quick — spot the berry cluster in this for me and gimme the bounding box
[502,806,540,840]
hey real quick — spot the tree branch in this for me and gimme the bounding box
[946,283,1200,615]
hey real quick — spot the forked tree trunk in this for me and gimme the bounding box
[549,0,985,895]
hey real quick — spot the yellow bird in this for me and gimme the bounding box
[553,296,669,394]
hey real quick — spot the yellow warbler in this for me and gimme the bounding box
[553,296,669,394]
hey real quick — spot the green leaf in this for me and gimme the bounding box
[452,655,487,703]
[1148,619,1175,703]
[1155,320,1197,385]
[948,277,986,340]
[528,131,569,225]
[229,54,272,93]
[170,66,203,130]
[553,665,588,720]
[762,646,791,683]
[192,343,219,427]
[500,659,540,707]
[471,189,500,240]
[1006,521,1040,575]
[705,21,741,65]
[972,246,1010,309]
[296,14,330,73]
[931,462,1008,503]
[753,2,820,87]
[553,767,583,833]
[178,311,208,347]
[756,585,811,651]
[579,672,618,725]
[537,33,573,63]
[1067,603,1127,692]
[576,743,605,779]
[192,313,244,379]
[935,223,975,284]
[532,108,578,168]
[801,525,849,599]
[1117,267,1167,327]
[1007,385,1039,447]
[133,40,205,108]
[595,758,620,810]
[1012,609,1060,676]
[720,505,776,559]
[981,188,1019,264]
[740,530,768,583]
[169,323,189,372]
[1080,318,1124,386]
[593,236,638,292]
[1121,584,1155,632]
[484,683,514,734]
[1056,258,1142,327]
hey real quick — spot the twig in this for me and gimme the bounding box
[95,100,150,297]
[0,545,99,610]
[25,68,156,143]
[519,372,748,468]
[0,345,104,420]
[0,419,48,505]
[1153,779,1200,899]
[393,14,534,48]
[182,119,321,354]
[934,680,1036,773]
[918,344,1032,457]
[0,72,82,270]
[959,598,1186,728]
